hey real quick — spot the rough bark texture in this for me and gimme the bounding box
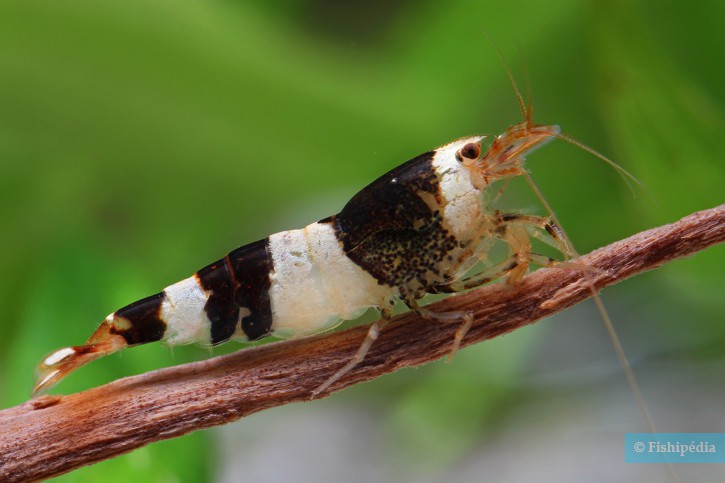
[1,205,723,482]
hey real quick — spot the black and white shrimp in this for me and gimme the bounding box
[33,86,634,397]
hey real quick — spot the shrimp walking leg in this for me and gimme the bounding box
[312,300,395,396]
[403,296,474,362]
[415,215,585,361]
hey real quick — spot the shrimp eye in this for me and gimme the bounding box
[456,142,481,162]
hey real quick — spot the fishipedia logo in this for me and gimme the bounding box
[626,433,725,463]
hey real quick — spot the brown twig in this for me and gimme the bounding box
[0,205,723,482]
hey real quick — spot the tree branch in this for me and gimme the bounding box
[1,205,723,482]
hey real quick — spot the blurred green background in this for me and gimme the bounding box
[0,0,723,482]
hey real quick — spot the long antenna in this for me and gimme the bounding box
[488,31,642,197]
[556,132,642,195]
[523,172,680,483]
[484,31,528,122]
[524,172,655,426]
[516,42,534,130]
[486,37,677,480]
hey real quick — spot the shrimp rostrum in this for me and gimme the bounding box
[34,107,626,397]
